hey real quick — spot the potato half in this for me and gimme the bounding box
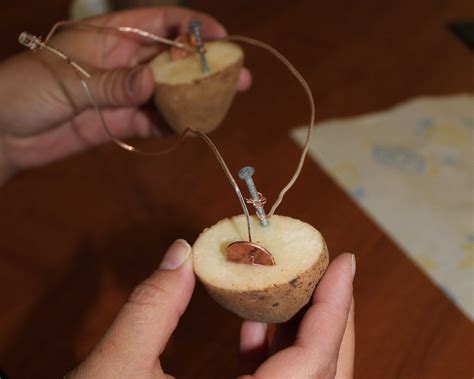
[150,41,243,133]
[193,215,329,323]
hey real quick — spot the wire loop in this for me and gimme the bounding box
[18,22,315,243]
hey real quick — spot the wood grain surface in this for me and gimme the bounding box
[0,0,473,378]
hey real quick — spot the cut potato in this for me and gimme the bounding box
[193,214,329,323]
[150,41,243,133]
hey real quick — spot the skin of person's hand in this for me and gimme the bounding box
[0,7,252,185]
[67,239,195,378]
[238,253,355,379]
[67,240,354,379]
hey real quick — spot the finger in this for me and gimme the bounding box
[237,68,252,92]
[269,311,302,355]
[253,253,355,379]
[77,65,154,109]
[3,107,156,170]
[75,240,195,377]
[135,45,162,64]
[71,107,155,143]
[336,297,355,379]
[295,253,355,355]
[239,321,268,376]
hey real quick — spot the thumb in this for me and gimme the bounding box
[82,65,155,109]
[79,240,195,376]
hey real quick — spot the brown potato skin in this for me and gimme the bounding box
[197,239,329,323]
[152,56,243,134]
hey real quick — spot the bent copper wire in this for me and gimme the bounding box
[18,23,315,242]
[19,30,253,243]
[224,35,315,218]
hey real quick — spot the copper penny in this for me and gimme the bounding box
[226,241,276,266]
[170,32,197,61]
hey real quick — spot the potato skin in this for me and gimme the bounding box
[198,239,329,323]
[152,57,243,134]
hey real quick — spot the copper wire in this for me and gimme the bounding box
[19,24,316,242]
[19,31,254,242]
[19,32,91,78]
[245,192,267,221]
[83,72,252,241]
[225,36,315,217]
[245,192,267,207]
[43,20,191,51]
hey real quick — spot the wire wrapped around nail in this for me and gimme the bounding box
[245,192,269,222]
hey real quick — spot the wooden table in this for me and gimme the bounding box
[1,0,473,377]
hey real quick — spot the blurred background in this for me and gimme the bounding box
[0,0,473,378]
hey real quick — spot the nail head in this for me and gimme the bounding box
[239,166,255,180]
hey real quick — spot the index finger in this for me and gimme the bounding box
[295,253,354,356]
[251,253,355,379]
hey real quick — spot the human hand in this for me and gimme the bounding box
[238,253,355,379]
[68,244,354,378]
[67,239,195,378]
[0,7,251,183]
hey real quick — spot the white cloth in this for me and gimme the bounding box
[292,95,474,320]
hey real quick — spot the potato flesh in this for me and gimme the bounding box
[193,215,324,291]
[150,41,243,85]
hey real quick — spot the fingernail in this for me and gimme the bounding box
[215,27,228,39]
[126,66,147,98]
[159,239,191,270]
[136,122,151,138]
[249,322,268,348]
[351,254,356,280]
[241,322,268,351]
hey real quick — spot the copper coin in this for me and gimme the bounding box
[226,241,276,266]
[170,32,197,61]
